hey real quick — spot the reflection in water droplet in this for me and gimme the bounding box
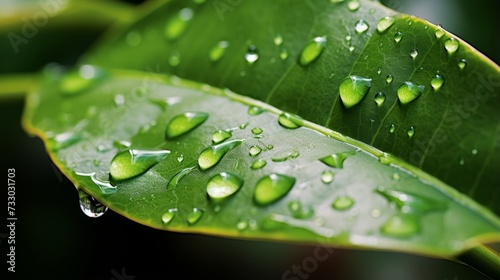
[167,166,196,190]
[321,170,335,184]
[278,112,303,129]
[165,112,209,139]
[374,92,386,107]
[245,45,259,64]
[354,19,369,33]
[79,190,107,218]
[254,174,295,206]
[298,36,327,66]
[431,74,444,91]
[288,200,314,219]
[394,32,403,43]
[251,159,267,170]
[164,8,193,40]
[198,139,244,170]
[445,38,459,55]
[162,208,177,224]
[110,149,170,181]
[331,196,354,211]
[206,172,243,200]
[249,146,262,157]
[339,75,372,108]
[397,81,425,104]
[319,151,355,168]
[209,41,230,62]
[251,127,263,135]
[187,208,204,224]
[377,16,395,33]
[212,130,232,144]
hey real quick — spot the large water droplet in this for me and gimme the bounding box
[198,139,244,170]
[59,65,106,95]
[245,45,259,64]
[79,190,107,218]
[206,172,243,200]
[431,74,444,91]
[435,24,445,39]
[209,41,230,62]
[212,130,232,144]
[167,166,196,190]
[347,0,360,11]
[331,196,355,211]
[187,208,203,225]
[162,208,177,224]
[278,112,303,129]
[249,146,262,157]
[165,112,209,139]
[109,149,170,181]
[444,37,459,55]
[321,170,335,184]
[397,81,425,104]
[377,16,395,33]
[288,200,314,219]
[251,159,267,170]
[319,151,355,168]
[374,92,386,107]
[298,36,327,66]
[381,214,419,237]
[410,49,418,61]
[339,75,372,108]
[164,8,193,40]
[394,32,403,43]
[354,19,369,33]
[254,174,295,206]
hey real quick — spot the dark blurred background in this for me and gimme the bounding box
[1,0,498,279]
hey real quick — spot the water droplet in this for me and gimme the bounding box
[274,34,284,46]
[109,149,170,181]
[248,106,264,115]
[126,31,142,47]
[385,75,394,84]
[168,50,181,67]
[392,172,400,181]
[321,170,335,184]
[339,75,372,108]
[177,155,184,162]
[161,208,177,224]
[113,140,131,150]
[90,172,116,194]
[288,200,314,219]
[394,32,403,43]
[319,151,355,168]
[374,92,386,107]
[410,49,418,61]
[435,24,445,39]
[458,59,468,71]
[79,190,107,218]
[212,130,232,144]
[278,112,303,129]
[251,127,263,135]
[187,208,203,225]
[330,0,345,3]
[164,8,193,40]
[298,36,327,66]
[397,81,425,104]
[59,65,106,95]
[444,37,459,55]
[376,186,447,214]
[354,19,369,33]
[206,172,243,200]
[377,16,395,33]
[114,94,125,107]
[347,0,360,11]
[381,214,419,237]
[272,151,300,162]
[389,124,396,133]
[280,48,289,60]
[49,131,83,151]
[431,74,444,91]
[245,45,259,64]
[165,112,209,139]
[239,122,249,129]
[251,159,267,170]
[407,126,415,139]
[236,218,249,231]
[167,166,196,190]
[93,159,100,166]
[198,139,244,170]
[253,174,295,206]
[472,149,478,155]
[249,146,262,157]
[459,156,465,166]
[209,41,230,62]
[331,196,354,211]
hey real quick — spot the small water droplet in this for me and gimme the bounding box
[168,50,181,67]
[348,46,355,53]
[339,75,372,108]
[392,172,400,181]
[49,131,83,151]
[198,139,244,170]
[251,127,263,135]
[272,151,300,162]
[321,170,335,184]
[236,218,249,231]
[354,19,369,33]
[206,172,243,200]
[410,49,418,61]
[371,208,381,217]
[472,149,478,155]
[280,48,289,60]
[435,24,445,39]
[126,31,142,47]
[288,200,314,219]
[397,81,425,104]
[114,94,125,107]
[374,92,386,107]
[458,59,468,71]
[394,32,403,43]
[167,166,196,190]
[347,0,360,11]
[298,36,327,66]
[385,74,394,84]
[381,214,419,237]
[177,155,184,162]
[389,124,396,133]
[251,159,267,170]
[319,151,355,168]
[249,146,262,157]
[209,41,230,62]
[459,156,465,166]
[253,174,295,206]
[248,106,264,115]
[431,74,444,91]
[164,8,193,40]
[331,196,354,210]
[407,126,415,139]
[165,112,209,139]
[377,16,396,33]
[278,112,303,129]
[79,190,107,218]
[212,130,232,144]
[444,37,459,55]
[274,34,284,46]
[162,208,177,224]
[239,122,249,129]
[187,208,203,225]
[110,149,170,181]
[245,45,259,64]
[59,65,106,95]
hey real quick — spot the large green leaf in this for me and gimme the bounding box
[23,66,499,259]
[82,0,500,215]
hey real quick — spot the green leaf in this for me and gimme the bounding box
[82,0,500,215]
[23,67,500,258]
